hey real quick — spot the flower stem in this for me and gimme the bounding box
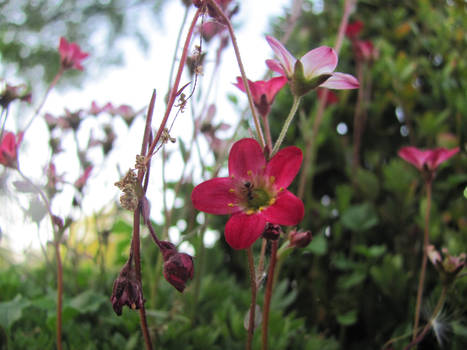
[412,180,432,342]
[147,7,202,158]
[271,96,301,155]
[246,247,257,350]
[24,68,64,133]
[404,286,447,350]
[206,0,266,149]
[297,0,355,199]
[261,240,278,350]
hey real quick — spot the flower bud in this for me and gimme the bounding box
[262,223,282,240]
[110,262,143,316]
[159,241,194,292]
[289,230,313,248]
[428,245,466,286]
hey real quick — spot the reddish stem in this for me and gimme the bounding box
[246,247,257,350]
[55,243,63,350]
[146,8,202,159]
[261,240,278,350]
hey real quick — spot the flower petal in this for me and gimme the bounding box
[398,146,430,170]
[426,147,459,170]
[264,76,288,103]
[301,46,338,78]
[228,138,266,178]
[261,190,304,226]
[191,177,240,215]
[266,59,286,76]
[266,146,302,189]
[320,72,360,90]
[266,36,296,77]
[225,213,266,249]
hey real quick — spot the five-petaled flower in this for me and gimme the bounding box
[59,37,89,71]
[398,146,459,182]
[265,35,359,96]
[191,138,304,250]
[0,131,23,168]
[234,76,287,118]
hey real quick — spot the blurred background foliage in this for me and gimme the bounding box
[1,0,467,349]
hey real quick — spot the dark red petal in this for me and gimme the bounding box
[228,138,266,178]
[261,190,304,226]
[225,213,266,250]
[191,177,240,215]
[266,146,302,189]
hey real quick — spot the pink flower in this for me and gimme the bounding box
[59,37,89,71]
[345,21,364,39]
[398,146,459,172]
[428,245,466,285]
[317,88,339,107]
[191,138,304,249]
[0,131,23,168]
[234,76,287,118]
[265,35,359,96]
[353,40,378,62]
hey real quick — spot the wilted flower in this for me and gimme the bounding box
[265,35,359,96]
[0,131,23,168]
[428,245,466,285]
[159,241,194,293]
[0,81,31,108]
[192,138,304,249]
[262,223,282,240]
[110,262,144,316]
[58,37,89,71]
[234,76,287,118]
[353,40,379,62]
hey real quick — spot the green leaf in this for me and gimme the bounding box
[69,290,108,314]
[0,295,30,330]
[464,186,467,199]
[354,244,387,258]
[336,309,358,326]
[355,168,380,200]
[337,271,366,289]
[305,233,327,256]
[340,203,379,232]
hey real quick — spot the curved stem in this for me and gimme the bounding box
[206,0,266,149]
[271,96,301,155]
[261,240,278,350]
[246,247,257,350]
[412,180,432,341]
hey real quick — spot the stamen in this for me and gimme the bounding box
[229,188,235,193]
[246,209,255,215]
[228,203,234,207]
[270,176,275,183]
[247,170,253,177]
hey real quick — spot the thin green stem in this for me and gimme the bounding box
[261,240,278,350]
[412,180,432,342]
[271,96,301,155]
[246,247,257,350]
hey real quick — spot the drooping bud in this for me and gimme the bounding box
[262,223,282,240]
[289,230,313,248]
[110,262,144,316]
[159,240,194,292]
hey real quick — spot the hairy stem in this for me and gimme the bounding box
[412,180,432,341]
[271,96,301,155]
[246,247,257,350]
[261,240,278,350]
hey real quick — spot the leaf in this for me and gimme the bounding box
[337,309,358,326]
[355,168,380,200]
[26,197,48,223]
[354,244,387,258]
[305,233,327,256]
[69,290,107,314]
[0,295,30,330]
[13,180,37,193]
[340,203,379,232]
[337,271,366,290]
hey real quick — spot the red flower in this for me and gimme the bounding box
[191,138,304,249]
[234,76,287,118]
[58,37,89,71]
[345,21,364,39]
[0,131,22,168]
[353,40,378,62]
[317,88,339,107]
[398,146,459,172]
